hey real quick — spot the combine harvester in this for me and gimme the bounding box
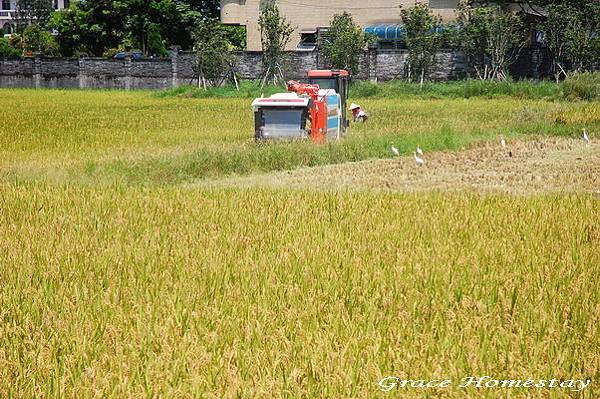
[252,70,350,142]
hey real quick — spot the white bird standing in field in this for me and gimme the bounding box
[583,128,590,145]
[416,146,424,156]
[500,135,507,149]
[391,145,400,157]
[414,151,425,166]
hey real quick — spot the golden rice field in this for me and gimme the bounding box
[0,88,599,398]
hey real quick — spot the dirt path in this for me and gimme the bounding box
[198,137,600,195]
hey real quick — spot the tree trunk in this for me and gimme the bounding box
[199,67,207,89]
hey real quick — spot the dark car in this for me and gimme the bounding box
[113,51,144,60]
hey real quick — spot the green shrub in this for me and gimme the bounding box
[146,23,168,57]
[16,25,60,57]
[562,72,600,101]
[157,78,598,102]
[323,12,369,74]
[0,37,20,57]
[155,81,285,99]
[349,79,561,99]
[349,81,381,97]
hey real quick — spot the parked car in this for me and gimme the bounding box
[113,51,143,60]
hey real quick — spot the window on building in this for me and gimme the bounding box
[297,29,317,51]
[377,40,406,50]
[2,22,12,34]
[1,0,10,10]
[53,0,58,9]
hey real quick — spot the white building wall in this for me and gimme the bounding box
[222,0,459,51]
[2,0,68,35]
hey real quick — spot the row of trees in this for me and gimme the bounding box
[0,0,245,58]
[1,0,598,85]
[260,0,600,85]
[247,0,599,86]
[450,0,600,83]
[373,0,600,84]
[193,1,370,87]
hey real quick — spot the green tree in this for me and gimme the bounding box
[15,0,54,30]
[448,1,492,78]
[192,19,237,88]
[176,0,219,19]
[146,23,168,57]
[450,1,527,80]
[322,12,368,74]
[0,37,21,57]
[11,24,59,56]
[258,0,294,86]
[541,2,600,78]
[174,1,246,50]
[221,24,247,50]
[541,4,577,81]
[49,0,126,56]
[485,7,527,80]
[564,2,600,72]
[49,0,209,57]
[400,3,443,85]
[119,0,184,56]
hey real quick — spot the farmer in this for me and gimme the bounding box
[349,103,368,123]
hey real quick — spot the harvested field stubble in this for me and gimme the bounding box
[204,137,600,195]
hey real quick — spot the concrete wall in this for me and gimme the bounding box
[0,55,178,90]
[340,50,466,81]
[221,0,459,51]
[0,48,552,90]
[232,51,319,80]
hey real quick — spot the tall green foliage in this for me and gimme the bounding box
[0,38,21,57]
[14,0,53,30]
[177,0,220,19]
[193,19,237,88]
[221,25,247,51]
[258,0,294,85]
[485,7,526,80]
[541,2,600,81]
[322,12,368,74]
[400,3,443,85]
[450,1,527,81]
[120,0,179,56]
[10,24,59,56]
[49,0,224,57]
[448,2,489,77]
[146,23,168,57]
[49,0,124,57]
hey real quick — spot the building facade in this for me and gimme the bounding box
[1,0,69,35]
[221,0,459,51]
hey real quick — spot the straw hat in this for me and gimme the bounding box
[349,103,360,110]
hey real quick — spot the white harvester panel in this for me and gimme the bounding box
[252,93,310,140]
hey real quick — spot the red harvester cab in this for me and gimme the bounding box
[307,69,350,130]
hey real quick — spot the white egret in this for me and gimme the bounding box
[500,135,507,149]
[416,146,424,156]
[414,152,425,166]
[583,129,590,145]
[391,145,400,156]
